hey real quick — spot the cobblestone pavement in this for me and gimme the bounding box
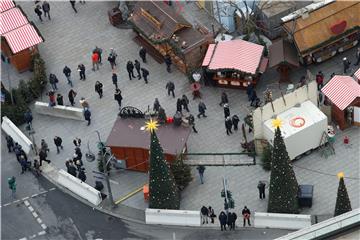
[11,1,360,219]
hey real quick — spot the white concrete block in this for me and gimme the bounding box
[145,208,201,227]
[254,212,311,230]
[34,101,84,121]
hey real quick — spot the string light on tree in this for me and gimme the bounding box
[334,172,352,216]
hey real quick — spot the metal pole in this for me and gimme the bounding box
[223,177,229,221]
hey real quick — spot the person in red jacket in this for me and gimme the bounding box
[92,52,99,71]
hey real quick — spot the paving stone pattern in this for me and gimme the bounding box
[13,1,360,218]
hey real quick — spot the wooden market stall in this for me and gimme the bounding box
[282,1,359,65]
[0,1,44,72]
[202,39,268,89]
[353,68,360,84]
[106,118,191,172]
[321,75,360,130]
[129,0,213,73]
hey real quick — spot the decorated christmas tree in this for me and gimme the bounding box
[334,172,352,216]
[268,118,299,214]
[146,119,180,209]
[170,155,192,191]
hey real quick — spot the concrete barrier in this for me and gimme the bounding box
[1,116,33,154]
[35,101,84,121]
[254,212,311,230]
[57,169,102,206]
[145,208,201,226]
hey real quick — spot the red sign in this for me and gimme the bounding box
[330,20,347,35]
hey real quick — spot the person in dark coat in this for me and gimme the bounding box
[316,71,324,90]
[34,5,43,22]
[208,206,215,224]
[77,64,86,80]
[112,73,118,89]
[49,73,58,91]
[153,98,160,112]
[225,117,233,135]
[24,109,33,127]
[94,81,103,98]
[200,206,209,224]
[227,212,234,230]
[343,57,351,73]
[223,103,230,118]
[14,143,22,161]
[126,61,135,80]
[242,206,251,226]
[246,82,254,101]
[39,149,50,166]
[19,156,29,174]
[196,165,205,184]
[68,89,76,106]
[63,66,73,87]
[78,169,87,182]
[219,92,229,106]
[134,60,141,79]
[197,101,207,118]
[176,98,182,114]
[219,211,227,231]
[70,0,77,13]
[139,46,147,63]
[232,212,237,230]
[6,135,14,152]
[114,89,123,109]
[84,108,91,126]
[53,136,63,154]
[140,67,149,84]
[186,114,198,133]
[56,94,64,106]
[257,181,266,199]
[164,54,172,73]
[250,90,258,107]
[68,161,77,177]
[232,115,240,130]
[181,94,190,112]
[108,54,116,70]
[166,81,175,98]
[42,1,50,20]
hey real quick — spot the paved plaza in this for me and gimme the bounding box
[9,1,360,223]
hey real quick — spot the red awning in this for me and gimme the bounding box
[202,43,215,67]
[354,68,360,80]
[258,57,269,73]
[0,7,29,35]
[321,75,360,110]
[0,0,15,13]
[3,24,43,54]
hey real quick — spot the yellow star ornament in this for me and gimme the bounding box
[272,118,283,129]
[337,172,344,179]
[145,119,159,133]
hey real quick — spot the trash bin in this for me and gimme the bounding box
[143,184,149,201]
[298,185,314,208]
[108,8,122,26]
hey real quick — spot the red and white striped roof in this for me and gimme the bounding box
[321,75,360,110]
[202,39,264,74]
[0,7,29,35]
[3,24,43,54]
[0,0,15,13]
[354,68,360,80]
[202,44,215,66]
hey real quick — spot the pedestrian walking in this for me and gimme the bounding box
[39,149,51,166]
[126,61,135,80]
[246,82,254,101]
[56,93,64,105]
[78,169,87,182]
[63,66,73,87]
[34,5,43,22]
[6,135,14,152]
[232,212,237,230]
[53,136,63,154]
[109,48,117,62]
[200,206,209,224]
[95,81,103,98]
[208,206,216,223]
[75,147,83,161]
[8,176,16,199]
[42,1,50,20]
[227,212,234,230]
[197,101,207,118]
[316,71,324,90]
[242,206,251,226]
[181,94,190,112]
[196,165,205,184]
[250,90,259,107]
[164,54,172,73]
[93,46,103,64]
[24,109,33,128]
[166,81,175,98]
[108,53,116,70]
[49,73,58,90]
[75,158,83,171]
[232,115,239,130]
[68,161,77,177]
[176,98,182,114]
[153,98,160,112]
[77,64,86,80]
[33,159,41,177]
[92,52,100,71]
[343,57,351,74]
[141,67,149,84]
[19,155,29,174]
[257,181,266,199]
[79,97,89,109]
[139,46,147,63]
[48,90,56,106]
[70,0,77,13]
[112,72,118,89]
[219,211,227,231]
[186,114,198,133]
[134,60,141,79]
[84,108,91,126]
[68,89,77,106]
[355,47,360,66]
[14,144,22,162]
[73,138,81,147]
[219,92,229,106]
[223,103,230,118]
[41,139,50,153]
[114,88,123,109]
[225,117,233,135]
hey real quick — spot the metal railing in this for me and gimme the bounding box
[180,152,256,166]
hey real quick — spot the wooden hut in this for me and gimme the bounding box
[129,0,212,73]
[202,39,268,89]
[282,1,360,65]
[0,1,44,72]
[353,68,360,84]
[321,75,360,130]
[106,118,191,172]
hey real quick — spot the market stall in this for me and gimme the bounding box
[202,39,268,89]
[353,68,360,84]
[106,118,191,172]
[321,75,360,130]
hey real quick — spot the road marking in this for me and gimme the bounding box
[31,194,39,198]
[114,185,145,205]
[109,179,119,185]
[1,187,57,208]
[13,199,20,203]
[24,200,30,206]
[69,217,84,240]
[32,212,38,218]
[37,218,42,224]
[41,224,47,230]
[3,203,11,207]
[19,238,27,240]
[39,190,48,195]
[29,234,37,239]
[49,187,56,191]
[22,197,30,201]
[38,231,46,236]
[28,206,34,212]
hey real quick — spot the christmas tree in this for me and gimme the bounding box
[334,172,352,216]
[146,119,180,209]
[268,118,299,214]
[170,155,192,191]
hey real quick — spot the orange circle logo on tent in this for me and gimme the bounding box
[290,117,305,128]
